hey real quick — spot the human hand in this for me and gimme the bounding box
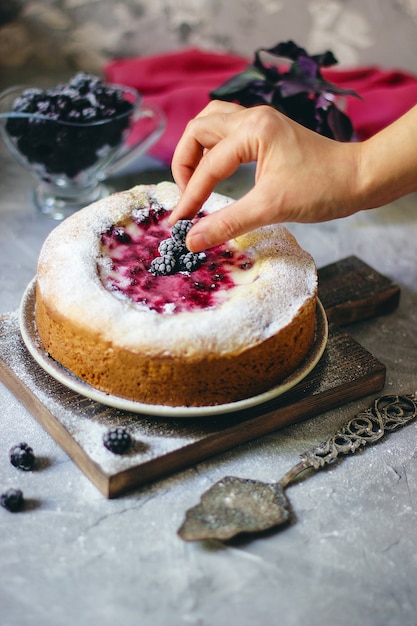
[170,100,363,252]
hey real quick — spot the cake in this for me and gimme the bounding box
[35,181,318,407]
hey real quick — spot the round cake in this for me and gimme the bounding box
[35,181,318,407]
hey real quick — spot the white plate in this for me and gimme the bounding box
[19,278,328,418]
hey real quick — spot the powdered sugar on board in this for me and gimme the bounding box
[0,312,195,482]
[0,304,386,498]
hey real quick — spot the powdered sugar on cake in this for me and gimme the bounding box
[36,182,317,359]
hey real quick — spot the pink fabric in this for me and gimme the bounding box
[105,48,417,165]
[324,66,417,140]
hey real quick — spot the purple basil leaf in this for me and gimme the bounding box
[320,81,360,98]
[311,50,339,68]
[279,93,317,130]
[279,78,316,97]
[263,40,308,62]
[210,39,360,141]
[315,92,333,111]
[260,42,338,68]
[281,75,360,99]
[325,105,354,141]
[291,55,319,80]
[253,51,281,83]
[210,65,266,100]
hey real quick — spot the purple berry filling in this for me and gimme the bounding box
[99,207,253,314]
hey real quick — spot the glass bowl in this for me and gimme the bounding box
[0,83,165,219]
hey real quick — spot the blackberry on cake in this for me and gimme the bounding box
[158,238,185,258]
[179,251,203,273]
[171,219,193,245]
[150,254,178,276]
[35,182,318,407]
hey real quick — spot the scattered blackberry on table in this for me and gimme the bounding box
[150,254,178,276]
[9,442,35,471]
[0,488,24,512]
[179,251,202,273]
[171,220,193,246]
[103,427,132,455]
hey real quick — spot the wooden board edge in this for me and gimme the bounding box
[107,363,386,497]
[325,285,401,326]
[0,358,112,498]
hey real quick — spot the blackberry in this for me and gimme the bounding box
[149,205,167,222]
[80,106,97,121]
[171,220,193,245]
[103,427,132,455]
[9,442,35,471]
[158,238,184,258]
[112,227,131,244]
[13,89,43,113]
[68,72,101,96]
[134,206,165,227]
[179,251,202,273]
[150,255,177,276]
[0,488,24,512]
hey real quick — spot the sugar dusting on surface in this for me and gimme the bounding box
[36,182,317,358]
[1,307,383,491]
[0,312,199,476]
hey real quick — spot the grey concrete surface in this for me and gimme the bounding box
[1,78,417,626]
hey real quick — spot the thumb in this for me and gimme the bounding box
[185,186,278,252]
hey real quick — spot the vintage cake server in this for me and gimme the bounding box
[178,393,417,542]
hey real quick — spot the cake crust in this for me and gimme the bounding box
[35,182,318,407]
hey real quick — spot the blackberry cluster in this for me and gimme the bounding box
[0,488,24,513]
[150,219,203,276]
[103,426,132,455]
[9,442,35,471]
[5,72,134,178]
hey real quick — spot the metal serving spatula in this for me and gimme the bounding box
[178,393,417,542]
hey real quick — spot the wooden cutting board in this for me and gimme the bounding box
[0,256,399,498]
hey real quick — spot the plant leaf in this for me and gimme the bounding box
[260,40,308,62]
[210,65,266,100]
[210,40,361,141]
[325,105,355,142]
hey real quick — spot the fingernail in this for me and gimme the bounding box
[186,230,210,252]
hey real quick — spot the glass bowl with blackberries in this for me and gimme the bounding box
[0,72,165,219]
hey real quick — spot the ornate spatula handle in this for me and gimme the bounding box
[179,394,417,541]
[280,394,417,488]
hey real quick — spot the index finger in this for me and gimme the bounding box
[171,101,245,193]
[171,130,205,194]
[170,109,251,224]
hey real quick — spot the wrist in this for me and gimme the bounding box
[357,105,417,209]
